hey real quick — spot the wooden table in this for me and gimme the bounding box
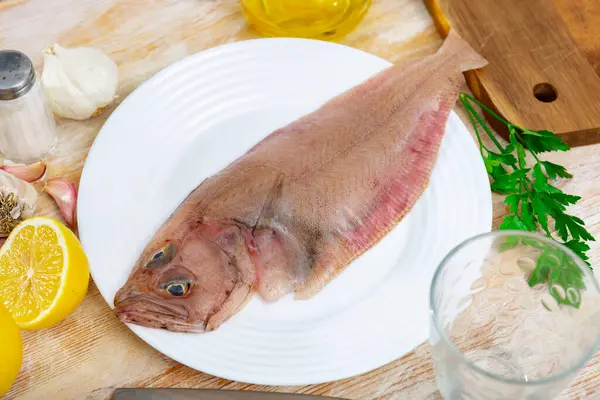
[2,1,600,399]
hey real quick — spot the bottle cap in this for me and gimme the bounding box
[0,50,36,101]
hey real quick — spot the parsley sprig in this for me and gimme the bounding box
[459,93,594,307]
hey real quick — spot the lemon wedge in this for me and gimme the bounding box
[0,216,89,330]
[0,303,22,396]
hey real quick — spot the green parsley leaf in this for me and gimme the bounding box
[499,215,529,230]
[564,240,591,263]
[531,193,551,236]
[503,144,515,155]
[542,161,572,179]
[521,199,537,231]
[521,130,570,153]
[504,194,521,214]
[490,170,524,194]
[487,151,517,166]
[483,157,500,173]
[551,192,580,206]
[509,131,527,168]
[564,215,595,242]
[554,214,569,241]
[484,152,511,179]
[532,163,548,192]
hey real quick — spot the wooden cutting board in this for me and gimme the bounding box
[424,0,600,147]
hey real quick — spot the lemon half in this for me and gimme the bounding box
[0,216,89,330]
[0,303,22,396]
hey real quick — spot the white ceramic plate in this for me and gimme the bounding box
[78,38,492,385]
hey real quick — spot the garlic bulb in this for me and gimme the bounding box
[0,169,38,236]
[41,44,119,120]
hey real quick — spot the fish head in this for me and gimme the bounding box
[114,221,256,332]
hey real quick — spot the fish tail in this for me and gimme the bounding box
[438,29,488,72]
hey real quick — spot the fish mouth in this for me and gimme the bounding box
[114,292,203,333]
[116,309,205,333]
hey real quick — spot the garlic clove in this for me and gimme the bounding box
[44,178,77,228]
[42,43,119,120]
[1,161,47,182]
[9,205,21,220]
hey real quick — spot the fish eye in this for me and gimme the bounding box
[146,243,177,268]
[164,280,191,297]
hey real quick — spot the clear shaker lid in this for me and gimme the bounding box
[0,50,36,101]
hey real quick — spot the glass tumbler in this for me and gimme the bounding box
[430,231,600,400]
[241,0,372,40]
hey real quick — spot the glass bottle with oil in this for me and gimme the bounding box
[241,0,372,41]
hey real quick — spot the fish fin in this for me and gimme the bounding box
[206,282,253,331]
[438,29,488,72]
[252,173,284,233]
[295,102,452,300]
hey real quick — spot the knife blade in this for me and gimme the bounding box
[112,388,345,400]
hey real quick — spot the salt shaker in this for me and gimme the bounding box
[0,50,57,164]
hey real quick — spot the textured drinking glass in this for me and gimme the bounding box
[430,231,600,400]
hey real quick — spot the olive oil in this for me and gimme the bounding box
[241,0,372,41]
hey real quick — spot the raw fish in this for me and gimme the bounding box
[114,31,487,332]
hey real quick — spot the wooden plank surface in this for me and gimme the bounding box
[553,0,600,77]
[424,0,600,148]
[1,1,600,399]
